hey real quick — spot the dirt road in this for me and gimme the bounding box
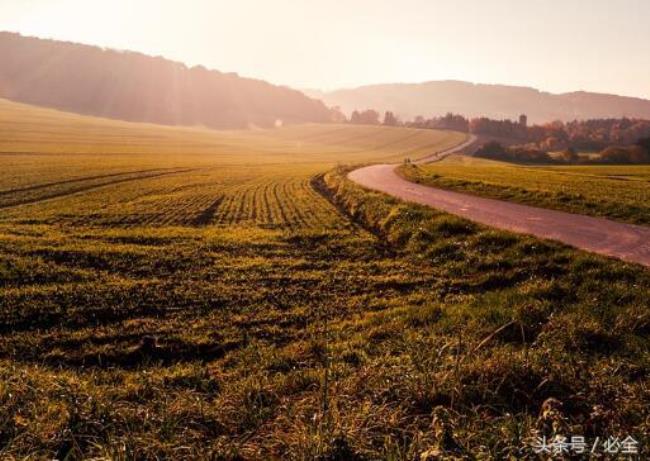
[348,159,650,267]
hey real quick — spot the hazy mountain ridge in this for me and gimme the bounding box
[311,81,650,123]
[0,32,332,129]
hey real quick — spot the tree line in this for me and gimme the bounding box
[339,106,650,163]
[475,138,650,165]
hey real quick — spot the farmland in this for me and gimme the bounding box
[400,155,650,225]
[1,98,649,459]
[0,97,465,226]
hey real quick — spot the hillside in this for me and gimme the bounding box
[0,97,463,159]
[0,32,332,129]
[312,80,650,123]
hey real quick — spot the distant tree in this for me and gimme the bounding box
[475,141,508,158]
[349,109,380,125]
[475,141,555,164]
[410,113,650,153]
[637,137,650,153]
[362,109,380,125]
[383,111,398,126]
[470,117,526,139]
[437,113,469,132]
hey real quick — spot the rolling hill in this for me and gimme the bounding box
[0,32,332,129]
[311,80,650,123]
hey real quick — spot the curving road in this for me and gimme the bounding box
[348,137,650,267]
[414,134,478,163]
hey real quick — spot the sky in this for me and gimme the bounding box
[1,0,649,98]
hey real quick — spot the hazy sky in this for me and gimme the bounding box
[1,0,649,98]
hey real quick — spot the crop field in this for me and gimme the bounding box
[400,155,650,225]
[0,98,465,226]
[1,99,649,459]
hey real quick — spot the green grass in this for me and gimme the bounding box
[399,155,650,225]
[1,99,649,459]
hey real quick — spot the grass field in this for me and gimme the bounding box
[400,155,650,225]
[1,99,649,459]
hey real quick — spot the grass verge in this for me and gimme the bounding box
[313,166,650,458]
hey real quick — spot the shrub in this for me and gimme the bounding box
[599,145,650,164]
[474,141,509,159]
[475,142,555,164]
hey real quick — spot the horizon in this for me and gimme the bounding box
[1,0,649,99]
[2,29,649,103]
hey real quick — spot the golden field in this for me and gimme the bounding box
[1,98,648,459]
